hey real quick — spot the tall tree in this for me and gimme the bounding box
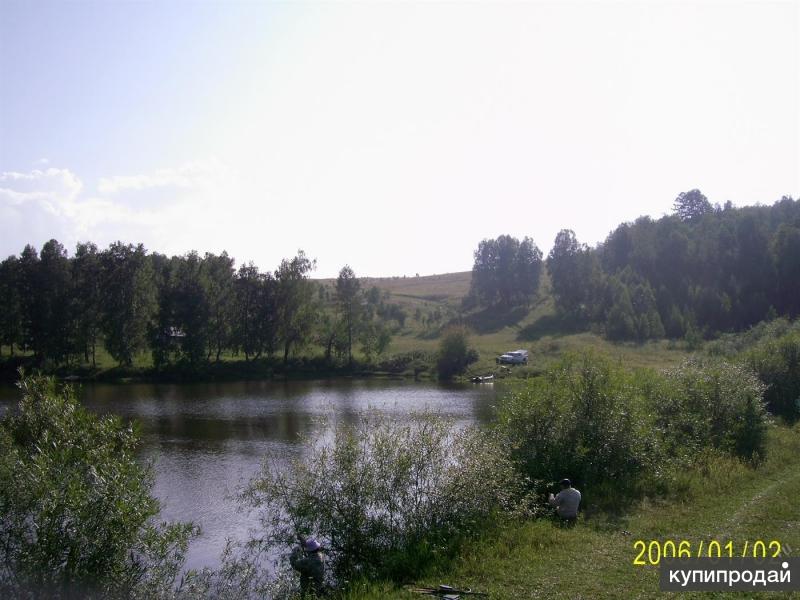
[204,252,236,362]
[0,256,22,356]
[172,252,211,365]
[233,263,261,361]
[100,243,157,366]
[773,224,800,317]
[38,240,74,363]
[335,265,361,366]
[470,235,542,307]
[17,245,44,359]
[73,242,103,367]
[515,237,544,305]
[673,189,712,222]
[547,230,602,319]
[275,251,316,366]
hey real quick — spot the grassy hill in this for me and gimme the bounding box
[347,270,690,374]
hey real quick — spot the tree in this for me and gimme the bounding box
[359,321,392,363]
[204,252,236,362]
[172,252,211,365]
[515,236,544,305]
[73,242,103,367]
[773,225,800,317]
[253,271,279,359]
[673,189,712,222]
[233,263,262,361]
[38,240,75,364]
[604,277,636,341]
[469,235,542,307]
[436,325,478,380]
[17,245,44,359]
[0,256,22,356]
[547,230,602,319]
[275,251,317,366]
[0,374,193,596]
[629,280,665,341]
[100,243,157,366]
[335,265,361,366]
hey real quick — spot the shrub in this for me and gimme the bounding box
[655,358,768,460]
[495,353,663,508]
[376,351,435,374]
[744,330,800,422]
[0,373,194,598]
[705,318,797,359]
[242,412,523,584]
[436,325,478,380]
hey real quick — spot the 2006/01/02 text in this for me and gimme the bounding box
[633,540,786,565]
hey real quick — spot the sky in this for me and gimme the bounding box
[1,0,798,278]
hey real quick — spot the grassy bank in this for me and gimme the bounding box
[343,423,800,599]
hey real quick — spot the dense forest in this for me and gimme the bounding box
[549,192,800,340]
[471,192,799,342]
[0,244,401,370]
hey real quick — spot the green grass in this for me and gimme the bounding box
[340,423,800,599]
[368,270,692,377]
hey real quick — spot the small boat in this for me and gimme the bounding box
[470,375,494,383]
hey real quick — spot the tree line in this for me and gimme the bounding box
[470,193,799,341]
[0,241,401,369]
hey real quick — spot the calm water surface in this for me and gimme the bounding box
[0,378,500,570]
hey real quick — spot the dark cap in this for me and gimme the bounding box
[559,478,571,487]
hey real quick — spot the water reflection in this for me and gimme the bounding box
[0,378,499,570]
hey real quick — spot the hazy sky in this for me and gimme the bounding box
[1,1,798,278]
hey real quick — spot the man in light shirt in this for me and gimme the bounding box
[548,478,581,525]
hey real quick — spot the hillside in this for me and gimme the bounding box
[323,270,691,373]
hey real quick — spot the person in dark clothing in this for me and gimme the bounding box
[289,537,325,597]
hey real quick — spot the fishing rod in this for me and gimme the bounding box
[407,584,488,597]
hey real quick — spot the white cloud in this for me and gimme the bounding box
[0,161,248,261]
[0,168,87,253]
[97,159,230,194]
[0,168,82,206]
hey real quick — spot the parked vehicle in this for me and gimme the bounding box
[496,349,529,365]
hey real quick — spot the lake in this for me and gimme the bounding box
[0,378,500,571]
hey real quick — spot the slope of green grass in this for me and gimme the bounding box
[368,270,691,374]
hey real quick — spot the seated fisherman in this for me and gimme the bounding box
[548,478,581,524]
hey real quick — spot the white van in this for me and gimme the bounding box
[497,349,529,365]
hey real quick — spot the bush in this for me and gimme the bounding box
[0,373,194,598]
[744,330,800,422]
[242,412,523,584]
[376,351,435,374]
[436,325,478,380]
[655,358,768,460]
[495,353,663,508]
[705,318,797,359]
[495,353,772,508]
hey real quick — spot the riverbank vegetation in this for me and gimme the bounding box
[0,374,195,599]
[3,329,798,597]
